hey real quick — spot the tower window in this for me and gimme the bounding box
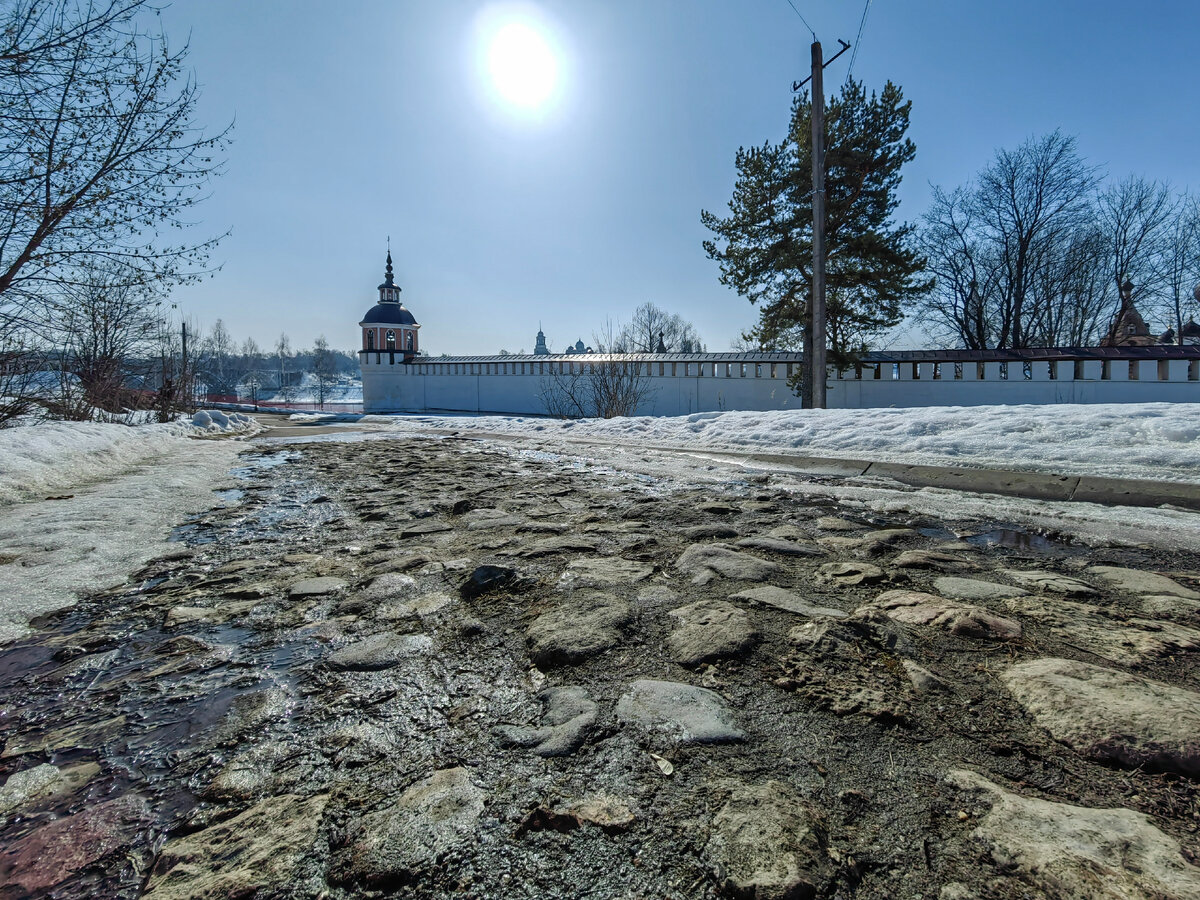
[386,330,396,350]
[407,332,414,351]
[367,330,375,350]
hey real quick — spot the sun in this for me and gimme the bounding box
[487,22,558,109]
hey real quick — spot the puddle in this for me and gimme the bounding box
[966,528,1072,553]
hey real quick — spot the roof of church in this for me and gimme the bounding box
[361,303,418,326]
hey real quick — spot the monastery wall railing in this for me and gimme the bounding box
[359,346,1200,415]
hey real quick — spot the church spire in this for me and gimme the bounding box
[378,241,401,301]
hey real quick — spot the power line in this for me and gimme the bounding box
[781,0,816,40]
[845,0,872,81]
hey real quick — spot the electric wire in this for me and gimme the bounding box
[781,0,816,39]
[845,0,872,81]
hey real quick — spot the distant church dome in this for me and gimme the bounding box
[362,304,418,326]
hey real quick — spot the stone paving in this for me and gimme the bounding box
[0,432,1199,898]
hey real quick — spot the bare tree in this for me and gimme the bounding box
[0,335,47,426]
[917,186,999,348]
[918,132,1101,348]
[274,332,292,395]
[541,323,657,418]
[1161,193,1200,343]
[1095,176,1177,344]
[197,319,239,396]
[974,132,1099,347]
[312,335,336,409]
[613,302,706,353]
[0,0,229,335]
[50,263,165,416]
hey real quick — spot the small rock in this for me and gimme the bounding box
[0,762,99,819]
[933,576,1029,602]
[1001,569,1098,596]
[203,740,305,801]
[616,679,744,745]
[667,599,758,666]
[288,576,349,597]
[359,573,419,603]
[735,536,824,557]
[527,593,631,666]
[948,769,1200,898]
[327,633,433,670]
[676,543,781,585]
[494,686,598,757]
[1,715,127,758]
[568,793,636,833]
[378,593,454,620]
[860,590,1021,641]
[1086,565,1200,600]
[1003,595,1200,664]
[892,549,978,573]
[519,535,603,558]
[146,793,328,899]
[460,565,516,599]
[563,557,654,585]
[816,561,885,586]
[1140,594,1200,618]
[334,768,483,888]
[815,516,859,532]
[164,600,258,628]
[0,794,150,894]
[902,660,948,694]
[730,585,848,618]
[697,501,740,516]
[1002,657,1200,776]
[705,780,826,900]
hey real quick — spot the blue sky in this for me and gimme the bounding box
[159,1,1200,355]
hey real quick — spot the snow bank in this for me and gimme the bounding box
[191,409,257,434]
[359,403,1200,484]
[0,412,258,506]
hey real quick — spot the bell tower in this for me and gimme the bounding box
[359,244,420,361]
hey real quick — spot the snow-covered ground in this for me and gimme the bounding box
[326,403,1200,485]
[0,414,257,643]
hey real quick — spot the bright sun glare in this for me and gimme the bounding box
[487,22,558,109]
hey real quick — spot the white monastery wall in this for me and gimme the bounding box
[360,352,1200,416]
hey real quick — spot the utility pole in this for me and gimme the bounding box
[794,38,849,409]
[809,40,826,409]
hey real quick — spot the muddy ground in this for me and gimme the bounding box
[1,433,1199,899]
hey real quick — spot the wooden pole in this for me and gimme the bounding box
[810,40,827,409]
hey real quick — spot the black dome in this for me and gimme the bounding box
[361,303,417,326]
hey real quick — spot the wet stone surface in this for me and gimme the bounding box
[1,437,1199,898]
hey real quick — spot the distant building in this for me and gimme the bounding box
[358,256,1200,416]
[358,249,419,359]
[1106,302,1157,347]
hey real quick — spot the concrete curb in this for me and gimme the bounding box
[682,449,1200,512]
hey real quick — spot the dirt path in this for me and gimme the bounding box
[1,434,1198,898]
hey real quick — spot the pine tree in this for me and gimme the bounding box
[702,79,930,397]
